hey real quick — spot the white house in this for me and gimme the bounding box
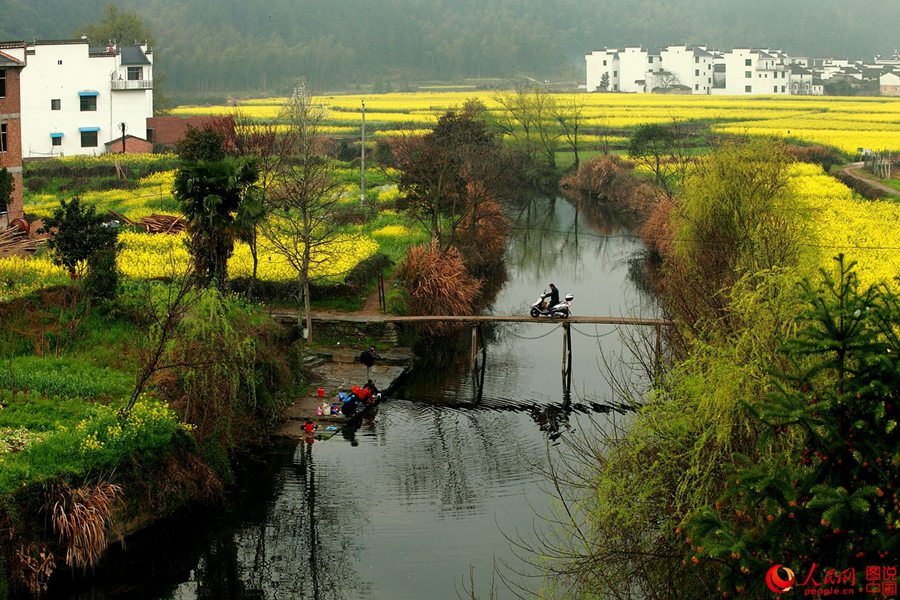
[585,48,620,92]
[0,39,153,157]
[881,71,900,96]
[789,65,822,95]
[655,46,715,94]
[722,49,790,95]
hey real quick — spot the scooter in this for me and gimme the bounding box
[530,290,574,318]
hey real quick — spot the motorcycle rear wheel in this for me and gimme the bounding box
[530,307,540,317]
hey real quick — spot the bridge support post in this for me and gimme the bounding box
[654,323,662,378]
[561,322,573,401]
[561,322,572,379]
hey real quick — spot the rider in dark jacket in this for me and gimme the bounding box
[543,283,560,311]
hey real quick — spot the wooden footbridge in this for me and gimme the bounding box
[270,310,673,398]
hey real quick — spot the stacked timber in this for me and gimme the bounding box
[108,211,186,234]
[0,226,42,257]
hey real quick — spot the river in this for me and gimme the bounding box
[49,194,659,600]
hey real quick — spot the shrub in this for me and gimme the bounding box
[396,244,479,335]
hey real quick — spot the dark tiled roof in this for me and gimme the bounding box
[120,45,151,65]
[791,65,811,75]
[0,50,23,66]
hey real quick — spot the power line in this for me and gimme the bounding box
[506,224,900,252]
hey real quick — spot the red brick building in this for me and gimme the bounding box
[0,50,24,225]
[146,115,235,148]
[104,134,154,154]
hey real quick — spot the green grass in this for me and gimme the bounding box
[0,356,134,399]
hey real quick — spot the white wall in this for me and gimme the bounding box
[618,47,648,93]
[585,49,619,92]
[14,41,152,157]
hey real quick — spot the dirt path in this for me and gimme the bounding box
[357,273,397,316]
[840,163,900,197]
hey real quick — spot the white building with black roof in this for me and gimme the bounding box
[0,39,153,157]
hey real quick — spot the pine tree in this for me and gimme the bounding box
[685,255,900,595]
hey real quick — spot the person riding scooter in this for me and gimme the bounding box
[542,283,560,311]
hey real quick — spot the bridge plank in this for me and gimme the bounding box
[268,311,672,327]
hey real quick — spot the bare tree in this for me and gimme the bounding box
[549,95,585,169]
[227,109,297,293]
[121,264,197,418]
[260,82,343,344]
[492,86,561,170]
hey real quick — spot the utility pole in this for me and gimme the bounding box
[360,99,366,209]
[119,122,126,153]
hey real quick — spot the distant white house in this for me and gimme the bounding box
[655,46,714,94]
[0,39,153,157]
[722,49,790,95]
[586,44,844,96]
[881,71,900,96]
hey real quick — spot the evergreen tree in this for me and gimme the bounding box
[685,255,900,595]
[173,127,258,290]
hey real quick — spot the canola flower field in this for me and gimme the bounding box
[787,163,900,290]
[172,92,900,154]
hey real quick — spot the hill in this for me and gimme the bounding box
[2,0,898,96]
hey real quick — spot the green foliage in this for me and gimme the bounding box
[40,197,119,279]
[176,126,227,162]
[79,3,153,46]
[0,168,12,212]
[0,397,185,494]
[685,256,900,594]
[165,288,289,445]
[83,246,118,301]
[0,356,133,399]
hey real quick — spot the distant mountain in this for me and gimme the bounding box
[2,0,898,96]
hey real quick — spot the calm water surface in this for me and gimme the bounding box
[52,196,658,600]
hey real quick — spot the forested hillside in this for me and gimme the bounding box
[2,0,898,96]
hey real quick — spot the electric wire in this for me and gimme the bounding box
[506,224,900,252]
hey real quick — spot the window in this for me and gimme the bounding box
[695,69,700,76]
[613,84,618,91]
[52,136,62,147]
[613,70,618,77]
[745,85,752,93]
[80,95,97,111]
[51,99,61,110]
[695,56,699,64]
[781,86,786,93]
[80,130,98,147]
[0,123,7,152]
[774,86,778,93]
[127,66,143,81]
[649,57,654,63]
[602,60,607,66]
[745,58,752,66]
[0,69,5,98]
[745,71,752,78]
[695,84,699,91]
[57,59,63,65]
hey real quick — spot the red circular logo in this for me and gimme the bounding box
[766,564,796,594]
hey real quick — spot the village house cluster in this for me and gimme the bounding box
[585,45,900,96]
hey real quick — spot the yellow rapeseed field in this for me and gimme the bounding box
[175,92,899,154]
[789,164,900,290]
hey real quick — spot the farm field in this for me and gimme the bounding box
[3,155,427,303]
[172,92,900,154]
